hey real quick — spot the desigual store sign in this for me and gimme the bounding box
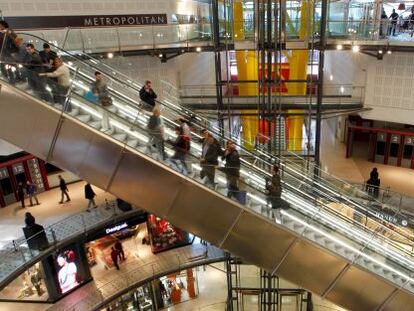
[7,14,168,30]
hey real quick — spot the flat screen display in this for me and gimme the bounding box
[55,248,83,294]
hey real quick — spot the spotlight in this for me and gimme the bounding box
[378,50,383,54]
[159,53,163,58]
[336,44,343,50]
[196,47,202,52]
[329,74,333,81]
[160,53,167,63]
[107,52,114,59]
[387,50,392,55]
[352,45,360,53]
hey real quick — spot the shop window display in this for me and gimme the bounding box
[147,215,192,254]
[0,262,49,301]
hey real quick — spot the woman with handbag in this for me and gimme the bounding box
[91,71,113,131]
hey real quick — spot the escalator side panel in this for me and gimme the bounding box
[221,211,297,272]
[0,86,60,159]
[162,179,244,246]
[108,149,188,219]
[325,265,396,311]
[382,289,414,311]
[51,118,124,189]
[275,240,349,296]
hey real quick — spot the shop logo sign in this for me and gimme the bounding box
[105,222,128,234]
[84,14,167,27]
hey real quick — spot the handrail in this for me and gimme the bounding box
[4,33,414,271]
[14,32,414,245]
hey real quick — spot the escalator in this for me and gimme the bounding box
[1,35,414,310]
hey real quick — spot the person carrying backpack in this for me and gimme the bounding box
[168,126,190,175]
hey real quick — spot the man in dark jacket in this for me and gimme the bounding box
[0,20,18,84]
[58,175,71,203]
[168,126,190,175]
[24,43,51,101]
[266,165,287,221]
[84,183,97,212]
[111,247,120,270]
[139,80,157,111]
[200,134,220,187]
[39,43,57,71]
[219,141,240,198]
[17,182,25,208]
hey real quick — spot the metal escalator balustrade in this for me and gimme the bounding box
[2,34,414,308]
[1,82,414,310]
[9,33,414,254]
[21,28,405,238]
[12,33,414,249]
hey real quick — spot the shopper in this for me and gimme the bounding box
[177,117,191,138]
[0,20,18,84]
[17,182,25,208]
[219,140,240,199]
[110,247,120,270]
[39,57,71,107]
[58,175,71,204]
[266,165,284,220]
[370,167,379,180]
[147,106,165,160]
[39,43,57,70]
[389,9,399,36]
[25,212,36,227]
[168,126,190,175]
[24,43,52,102]
[139,80,157,111]
[200,134,220,187]
[84,183,97,212]
[114,241,125,261]
[91,71,112,131]
[26,181,40,206]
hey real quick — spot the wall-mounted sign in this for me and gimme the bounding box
[7,14,167,30]
[105,222,128,235]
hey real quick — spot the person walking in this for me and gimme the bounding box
[177,117,191,138]
[266,165,284,220]
[389,9,399,36]
[110,247,120,270]
[26,181,40,206]
[91,71,112,131]
[84,183,97,212]
[39,57,71,107]
[58,175,71,204]
[114,241,125,261]
[219,141,240,199]
[370,167,379,180]
[168,126,190,175]
[200,134,221,187]
[139,80,157,111]
[17,182,25,208]
[147,106,165,160]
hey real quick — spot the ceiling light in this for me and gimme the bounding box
[107,52,114,59]
[378,50,383,54]
[336,44,343,50]
[387,50,392,55]
[352,45,360,53]
[196,47,202,52]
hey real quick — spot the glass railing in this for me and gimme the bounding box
[0,199,132,285]
[3,34,414,293]
[13,32,413,243]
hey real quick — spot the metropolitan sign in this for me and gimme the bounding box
[7,14,168,30]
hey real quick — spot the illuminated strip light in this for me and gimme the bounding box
[283,192,414,268]
[281,210,414,283]
[247,193,267,205]
[66,64,409,242]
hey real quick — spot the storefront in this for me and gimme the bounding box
[101,268,200,311]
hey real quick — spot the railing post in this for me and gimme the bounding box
[62,27,71,49]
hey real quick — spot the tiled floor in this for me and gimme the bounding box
[0,181,114,249]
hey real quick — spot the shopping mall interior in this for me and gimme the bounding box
[1,0,414,310]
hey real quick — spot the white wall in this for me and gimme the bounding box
[0,0,206,22]
[325,50,414,126]
[363,52,414,125]
[102,51,218,96]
